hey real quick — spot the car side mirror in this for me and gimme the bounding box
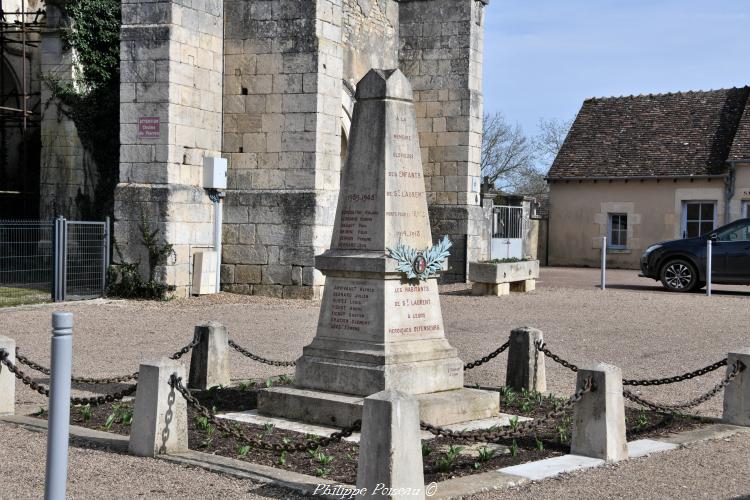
[709,233,718,242]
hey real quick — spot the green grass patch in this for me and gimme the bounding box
[0,286,51,307]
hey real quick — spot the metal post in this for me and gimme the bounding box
[706,239,712,297]
[44,312,73,500]
[213,194,224,294]
[600,236,607,290]
[53,217,65,302]
[102,217,111,295]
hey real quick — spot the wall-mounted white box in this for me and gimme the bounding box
[193,251,217,295]
[203,157,227,189]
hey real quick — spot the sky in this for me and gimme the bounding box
[483,0,750,135]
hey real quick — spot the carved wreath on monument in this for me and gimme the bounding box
[386,236,452,280]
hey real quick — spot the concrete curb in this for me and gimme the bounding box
[2,415,749,499]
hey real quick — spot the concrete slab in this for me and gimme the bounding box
[441,414,532,431]
[498,454,605,481]
[627,439,678,458]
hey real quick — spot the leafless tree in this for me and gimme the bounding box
[480,112,534,191]
[481,113,573,197]
[534,117,573,167]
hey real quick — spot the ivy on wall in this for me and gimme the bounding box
[47,0,121,220]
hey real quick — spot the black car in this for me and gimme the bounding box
[640,218,750,292]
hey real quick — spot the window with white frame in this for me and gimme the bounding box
[682,201,716,239]
[608,213,627,249]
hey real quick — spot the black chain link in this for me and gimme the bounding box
[170,374,358,452]
[623,361,745,413]
[623,358,728,386]
[0,349,137,406]
[420,377,593,442]
[169,338,201,360]
[535,341,579,372]
[464,341,511,370]
[228,340,297,367]
[15,349,139,384]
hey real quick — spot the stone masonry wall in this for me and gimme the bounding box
[221,0,343,299]
[39,4,91,219]
[398,0,488,282]
[341,0,399,87]
[115,0,223,296]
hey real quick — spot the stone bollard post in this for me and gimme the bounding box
[356,390,425,500]
[723,348,750,426]
[129,358,188,457]
[188,322,230,390]
[0,336,16,415]
[506,327,546,393]
[571,362,628,461]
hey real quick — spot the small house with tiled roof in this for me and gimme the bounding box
[546,86,750,268]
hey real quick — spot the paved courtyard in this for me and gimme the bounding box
[1,267,749,498]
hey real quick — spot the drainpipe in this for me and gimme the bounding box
[725,161,736,224]
[213,191,225,293]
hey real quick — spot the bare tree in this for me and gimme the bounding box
[480,113,573,197]
[480,112,534,191]
[534,117,573,168]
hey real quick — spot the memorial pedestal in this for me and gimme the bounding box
[258,69,499,427]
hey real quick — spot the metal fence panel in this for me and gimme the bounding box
[0,218,110,307]
[64,221,108,300]
[0,220,55,307]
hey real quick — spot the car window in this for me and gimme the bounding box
[716,221,750,242]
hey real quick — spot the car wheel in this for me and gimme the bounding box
[660,259,698,292]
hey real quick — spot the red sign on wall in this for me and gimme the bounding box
[138,117,160,139]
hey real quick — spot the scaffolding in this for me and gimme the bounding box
[0,0,45,218]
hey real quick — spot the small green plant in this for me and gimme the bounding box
[35,407,47,416]
[535,437,544,451]
[556,415,572,444]
[79,405,92,422]
[195,415,211,431]
[237,445,251,457]
[278,451,287,466]
[421,442,433,458]
[265,378,275,388]
[472,462,481,470]
[103,404,133,430]
[238,381,255,391]
[635,410,649,429]
[314,467,330,477]
[509,440,519,457]
[262,423,275,436]
[477,446,494,462]
[436,445,463,473]
[508,416,520,430]
[314,451,334,465]
[277,374,293,385]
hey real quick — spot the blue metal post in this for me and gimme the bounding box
[706,240,712,297]
[600,237,607,290]
[44,312,73,500]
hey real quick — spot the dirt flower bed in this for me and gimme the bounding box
[33,384,709,485]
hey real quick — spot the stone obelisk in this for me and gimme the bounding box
[259,69,499,426]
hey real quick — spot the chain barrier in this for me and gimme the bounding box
[420,376,593,442]
[1,349,138,406]
[623,358,728,386]
[170,374,357,451]
[228,340,297,367]
[535,341,579,372]
[464,341,511,370]
[169,338,201,360]
[15,349,139,384]
[623,361,745,413]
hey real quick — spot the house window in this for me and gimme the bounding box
[608,214,627,249]
[682,202,716,238]
[743,201,749,219]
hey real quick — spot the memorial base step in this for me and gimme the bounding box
[257,385,500,427]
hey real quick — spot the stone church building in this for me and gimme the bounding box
[3,0,491,298]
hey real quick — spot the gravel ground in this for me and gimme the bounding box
[1,267,749,498]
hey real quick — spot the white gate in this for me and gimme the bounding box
[491,205,525,260]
